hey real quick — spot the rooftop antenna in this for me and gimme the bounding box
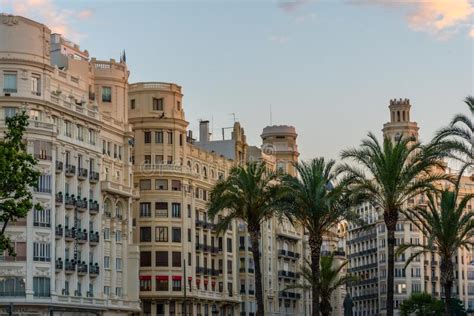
[211,115,214,141]
[230,113,236,123]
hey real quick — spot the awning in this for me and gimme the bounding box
[172,276,182,281]
[188,276,192,281]
[204,279,209,284]
[156,275,169,281]
[139,275,151,280]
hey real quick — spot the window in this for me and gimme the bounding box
[3,72,17,93]
[187,204,191,218]
[171,180,181,191]
[140,202,151,217]
[171,252,182,267]
[33,242,51,262]
[116,258,122,271]
[104,228,110,240]
[144,131,151,144]
[227,260,233,274]
[104,286,110,296]
[172,227,181,242]
[140,278,151,291]
[36,175,51,193]
[31,74,41,95]
[115,287,122,297]
[115,230,122,242]
[155,202,168,217]
[140,251,152,267]
[140,227,152,242]
[155,155,164,164]
[104,256,110,269]
[144,155,151,164]
[167,131,173,144]
[179,133,183,146]
[155,131,164,144]
[156,179,168,190]
[227,238,232,253]
[130,99,135,109]
[171,203,181,218]
[33,209,51,227]
[4,107,17,119]
[33,277,50,297]
[0,277,25,297]
[188,229,191,242]
[153,98,163,111]
[156,251,168,267]
[155,227,168,242]
[167,156,173,164]
[102,87,111,102]
[156,277,169,291]
[172,279,182,291]
[140,179,151,191]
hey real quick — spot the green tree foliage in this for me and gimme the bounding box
[0,111,41,255]
[400,293,466,316]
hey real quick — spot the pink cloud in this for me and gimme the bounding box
[278,0,309,12]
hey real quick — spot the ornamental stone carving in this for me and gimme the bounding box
[1,15,19,26]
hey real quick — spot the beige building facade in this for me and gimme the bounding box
[0,15,139,315]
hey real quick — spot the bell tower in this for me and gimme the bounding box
[382,98,419,142]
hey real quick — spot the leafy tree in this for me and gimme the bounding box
[284,254,357,316]
[208,162,288,316]
[400,293,466,316]
[400,293,444,316]
[0,111,41,255]
[338,133,448,316]
[281,158,357,316]
[397,164,474,316]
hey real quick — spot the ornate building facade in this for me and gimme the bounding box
[0,15,140,315]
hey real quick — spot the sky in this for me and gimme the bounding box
[1,0,473,160]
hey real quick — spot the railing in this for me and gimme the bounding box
[89,201,99,213]
[77,263,88,274]
[55,259,63,269]
[55,226,63,237]
[278,249,300,259]
[78,168,88,180]
[90,232,99,243]
[65,228,75,239]
[65,261,76,272]
[55,161,63,172]
[65,164,76,176]
[65,196,76,208]
[34,153,52,161]
[89,171,99,183]
[76,199,88,210]
[77,230,88,242]
[89,263,99,275]
[55,193,63,204]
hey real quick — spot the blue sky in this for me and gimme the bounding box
[2,0,473,160]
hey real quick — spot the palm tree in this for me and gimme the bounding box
[434,96,474,161]
[397,164,474,316]
[284,254,357,316]
[281,158,356,316]
[208,162,288,316]
[338,132,448,316]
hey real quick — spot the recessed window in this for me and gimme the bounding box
[102,87,111,102]
[31,74,41,96]
[155,131,164,143]
[156,179,168,190]
[144,131,151,144]
[155,226,168,242]
[33,277,50,297]
[172,227,181,242]
[3,72,17,93]
[130,99,135,109]
[155,202,168,217]
[171,203,181,218]
[153,98,163,111]
[171,180,181,191]
[172,252,181,267]
[140,251,152,267]
[140,227,152,242]
[156,251,168,267]
[140,179,151,191]
[139,202,151,217]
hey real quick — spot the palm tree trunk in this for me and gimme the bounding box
[250,229,265,316]
[309,235,322,316]
[386,220,396,316]
[441,259,453,316]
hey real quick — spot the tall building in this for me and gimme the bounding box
[348,98,474,315]
[0,15,139,315]
[128,82,239,316]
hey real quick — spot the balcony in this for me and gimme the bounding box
[239,267,246,273]
[89,263,99,276]
[248,268,254,274]
[195,243,204,252]
[78,168,88,180]
[195,220,203,228]
[34,153,52,161]
[89,200,99,214]
[278,249,301,260]
[77,262,88,275]
[55,193,63,206]
[196,267,204,274]
[65,164,76,177]
[279,291,301,300]
[55,161,63,173]
[65,261,76,273]
[65,195,76,209]
[76,198,88,212]
[90,231,99,245]
[77,230,88,243]
[89,171,99,184]
[248,289,255,295]
[278,270,298,279]
[65,227,75,241]
[55,259,63,270]
[55,225,63,238]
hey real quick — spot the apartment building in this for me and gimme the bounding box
[0,14,139,315]
[347,98,474,315]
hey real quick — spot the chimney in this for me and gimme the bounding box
[199,120,210,142]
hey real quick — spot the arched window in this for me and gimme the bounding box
[104,199,112,216]
[116,201,123,218]
[195,164,200,174]
[402,111,406,122]
[397,111,401,122]
[203,167,207,178]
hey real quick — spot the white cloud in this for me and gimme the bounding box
[1,0,93,42]
[356,0,474,38]
[470,26,474,38]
